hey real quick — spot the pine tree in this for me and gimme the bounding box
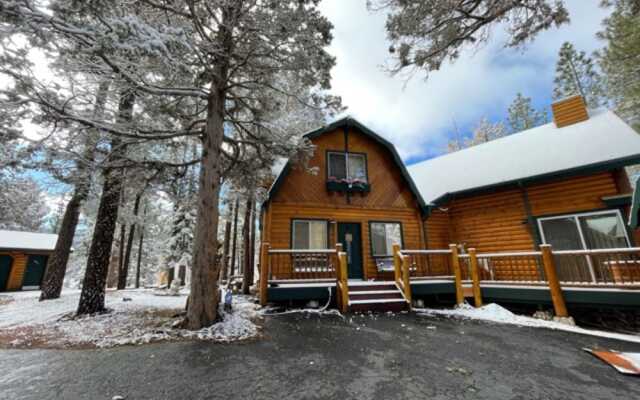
[371,0,569,77]
[0,173,48,231]
[507,93,548,133]
[466,117,507,147]
[598,0,640,127]
[553,42,605,108]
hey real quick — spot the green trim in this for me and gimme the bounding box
[602,194,632,208]
[264,117,428,215]
[432,154,640,206]
[629,177,640,229]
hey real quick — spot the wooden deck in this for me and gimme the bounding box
[260,245,640,312]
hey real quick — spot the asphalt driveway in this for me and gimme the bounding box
[1,312,639,400]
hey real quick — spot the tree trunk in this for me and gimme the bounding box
[116,222,126,288]
[230,197,239,278]
[39,80,110,301]
[135,201,147,289]
[220,212,232,282]
[242,197,254,294]
[77,90,135,315]
[118,192,142,289]
[248,198,256,292]
[184,88,225,329]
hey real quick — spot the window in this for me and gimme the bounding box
[292,220,328,249]
[328,152,367,182]
[370,222,403,257]
[538,210,630,250]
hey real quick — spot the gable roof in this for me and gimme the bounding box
[265,117,428,213]
[0,230,58,252]
[408,110,640,205]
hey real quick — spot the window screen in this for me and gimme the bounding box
[328,152,367,182]
[370,222,402,256]
[292,220,328,249]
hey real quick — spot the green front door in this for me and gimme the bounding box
[22,255,48,288]
[0,255,12,291]
[338,223,364,280]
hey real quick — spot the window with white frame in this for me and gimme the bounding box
[327,152,367,182]
[370,222,403,257]
[537,210,630,250]
[292,219,328,249]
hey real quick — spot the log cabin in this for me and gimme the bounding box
[260,95,640,312]
[0,230,57,292]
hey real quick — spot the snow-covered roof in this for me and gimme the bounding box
[0,230,58,252]
[408,110,640,204]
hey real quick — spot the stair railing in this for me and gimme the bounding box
[393,244,412,309]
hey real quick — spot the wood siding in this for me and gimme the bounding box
[551,95,589,128]
[429,172,622,252]
[425,208,451,249]
[265,127,424,280]
[1,252,28,290]
[425,171,628,280]
[271,127,417,209]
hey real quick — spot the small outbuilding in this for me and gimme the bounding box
[0,230,58,292]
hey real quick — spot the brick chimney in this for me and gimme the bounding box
[551,95,589,128]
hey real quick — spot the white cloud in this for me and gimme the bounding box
[319,0,611,162]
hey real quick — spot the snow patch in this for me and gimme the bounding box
[0,289,261,348]
[416,303,640,344]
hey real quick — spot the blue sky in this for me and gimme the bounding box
[319,0,611,165]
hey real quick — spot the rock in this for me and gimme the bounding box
[553,316,576,326]
[533,310,553,321]
[112,396,125,400]
[122,297,132,302]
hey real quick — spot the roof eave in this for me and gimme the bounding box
[430,153,640,206]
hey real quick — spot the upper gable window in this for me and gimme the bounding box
[327,152,367,182]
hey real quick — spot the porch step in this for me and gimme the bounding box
[349,283,398,292]
[346,282,408,313]
[349,291,404,300]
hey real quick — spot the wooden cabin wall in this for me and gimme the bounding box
[2,252,28,290]
[267,127,425,280]
[424,208,451,249]
[271,128,417,209]
[428,171,627,280]
[266,204,423,280]
[437,171,623,253]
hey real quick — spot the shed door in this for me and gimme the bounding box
[22,255,48,289]
[0,255,13,291]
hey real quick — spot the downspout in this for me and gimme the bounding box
[518,181,542,249]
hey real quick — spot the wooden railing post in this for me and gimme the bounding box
[468,248,483,308]
[401,254,412,308]
[393,243,401,283]
[335,243,343,309]
[338,251,349,313]
[259,242,270,306]
[450,244,464,306]
[540,244,569,318]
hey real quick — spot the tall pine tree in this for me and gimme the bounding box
[598,0,640,128]
[507,93,548,134]
[553,42,605,108]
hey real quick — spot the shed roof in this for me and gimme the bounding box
[408,110,640,204]
[0,230,58,252]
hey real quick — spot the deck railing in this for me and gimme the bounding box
[266,248,338,281]
[552,248,640,285]
[259,241,640,310]
[399,249,454,279]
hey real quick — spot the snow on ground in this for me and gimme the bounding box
[416,303,640,344]
[0,289,261,348]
